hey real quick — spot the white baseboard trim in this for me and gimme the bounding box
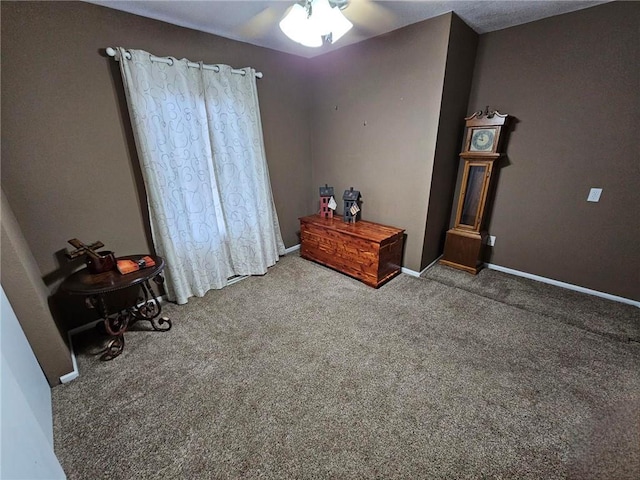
[60,295,169,384]
[485,263,640,308]
[284,244,301,255]
[59,370,79,384]
[401,267,420,277]
[274,245,639,307]
[402,255,443,278]
[227,275,248,287]
[60,319,102,384]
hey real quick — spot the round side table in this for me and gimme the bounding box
[61,255,171,360]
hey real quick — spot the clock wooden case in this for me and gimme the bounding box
[440,108,510,274]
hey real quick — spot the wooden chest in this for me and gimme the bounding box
[299,214,405,288]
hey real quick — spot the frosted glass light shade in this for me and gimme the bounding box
[279,4,322,47]
[327,4,353,42]
[311,0,334,36]
[279,0,353,48]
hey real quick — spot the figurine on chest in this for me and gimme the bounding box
[343,187,361,223]
[319,184,334,219]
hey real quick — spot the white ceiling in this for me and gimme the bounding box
[89,0,609,58]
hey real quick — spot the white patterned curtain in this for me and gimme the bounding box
[117,48,284,304]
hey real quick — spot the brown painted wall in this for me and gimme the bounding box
[421,15,478,268]
[1,190,73,386]
[3,1,636,323]
[309,15,452,272]
[1,1,312,287]
[460,1,639,300]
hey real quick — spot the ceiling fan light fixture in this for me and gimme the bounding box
[326,3,352,43]
[278,3,322,48]
[310,0,334,36]
[279,0,353,48]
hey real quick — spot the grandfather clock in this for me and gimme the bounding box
[440,108,510,274]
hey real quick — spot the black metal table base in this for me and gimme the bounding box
[92,278,172,360]
[102,335,125,361]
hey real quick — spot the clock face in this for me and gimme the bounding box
[470,128,495,152]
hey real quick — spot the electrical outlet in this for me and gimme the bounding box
[587,188,602,202]
[487,235,496,247]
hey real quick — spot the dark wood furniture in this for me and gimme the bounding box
[299,214,404,288]
[61,255,171,360]
[440,108,510,274]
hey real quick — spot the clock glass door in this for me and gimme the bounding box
[458,164,488,229]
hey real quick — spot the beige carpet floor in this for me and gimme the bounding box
[53,254,640,479]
